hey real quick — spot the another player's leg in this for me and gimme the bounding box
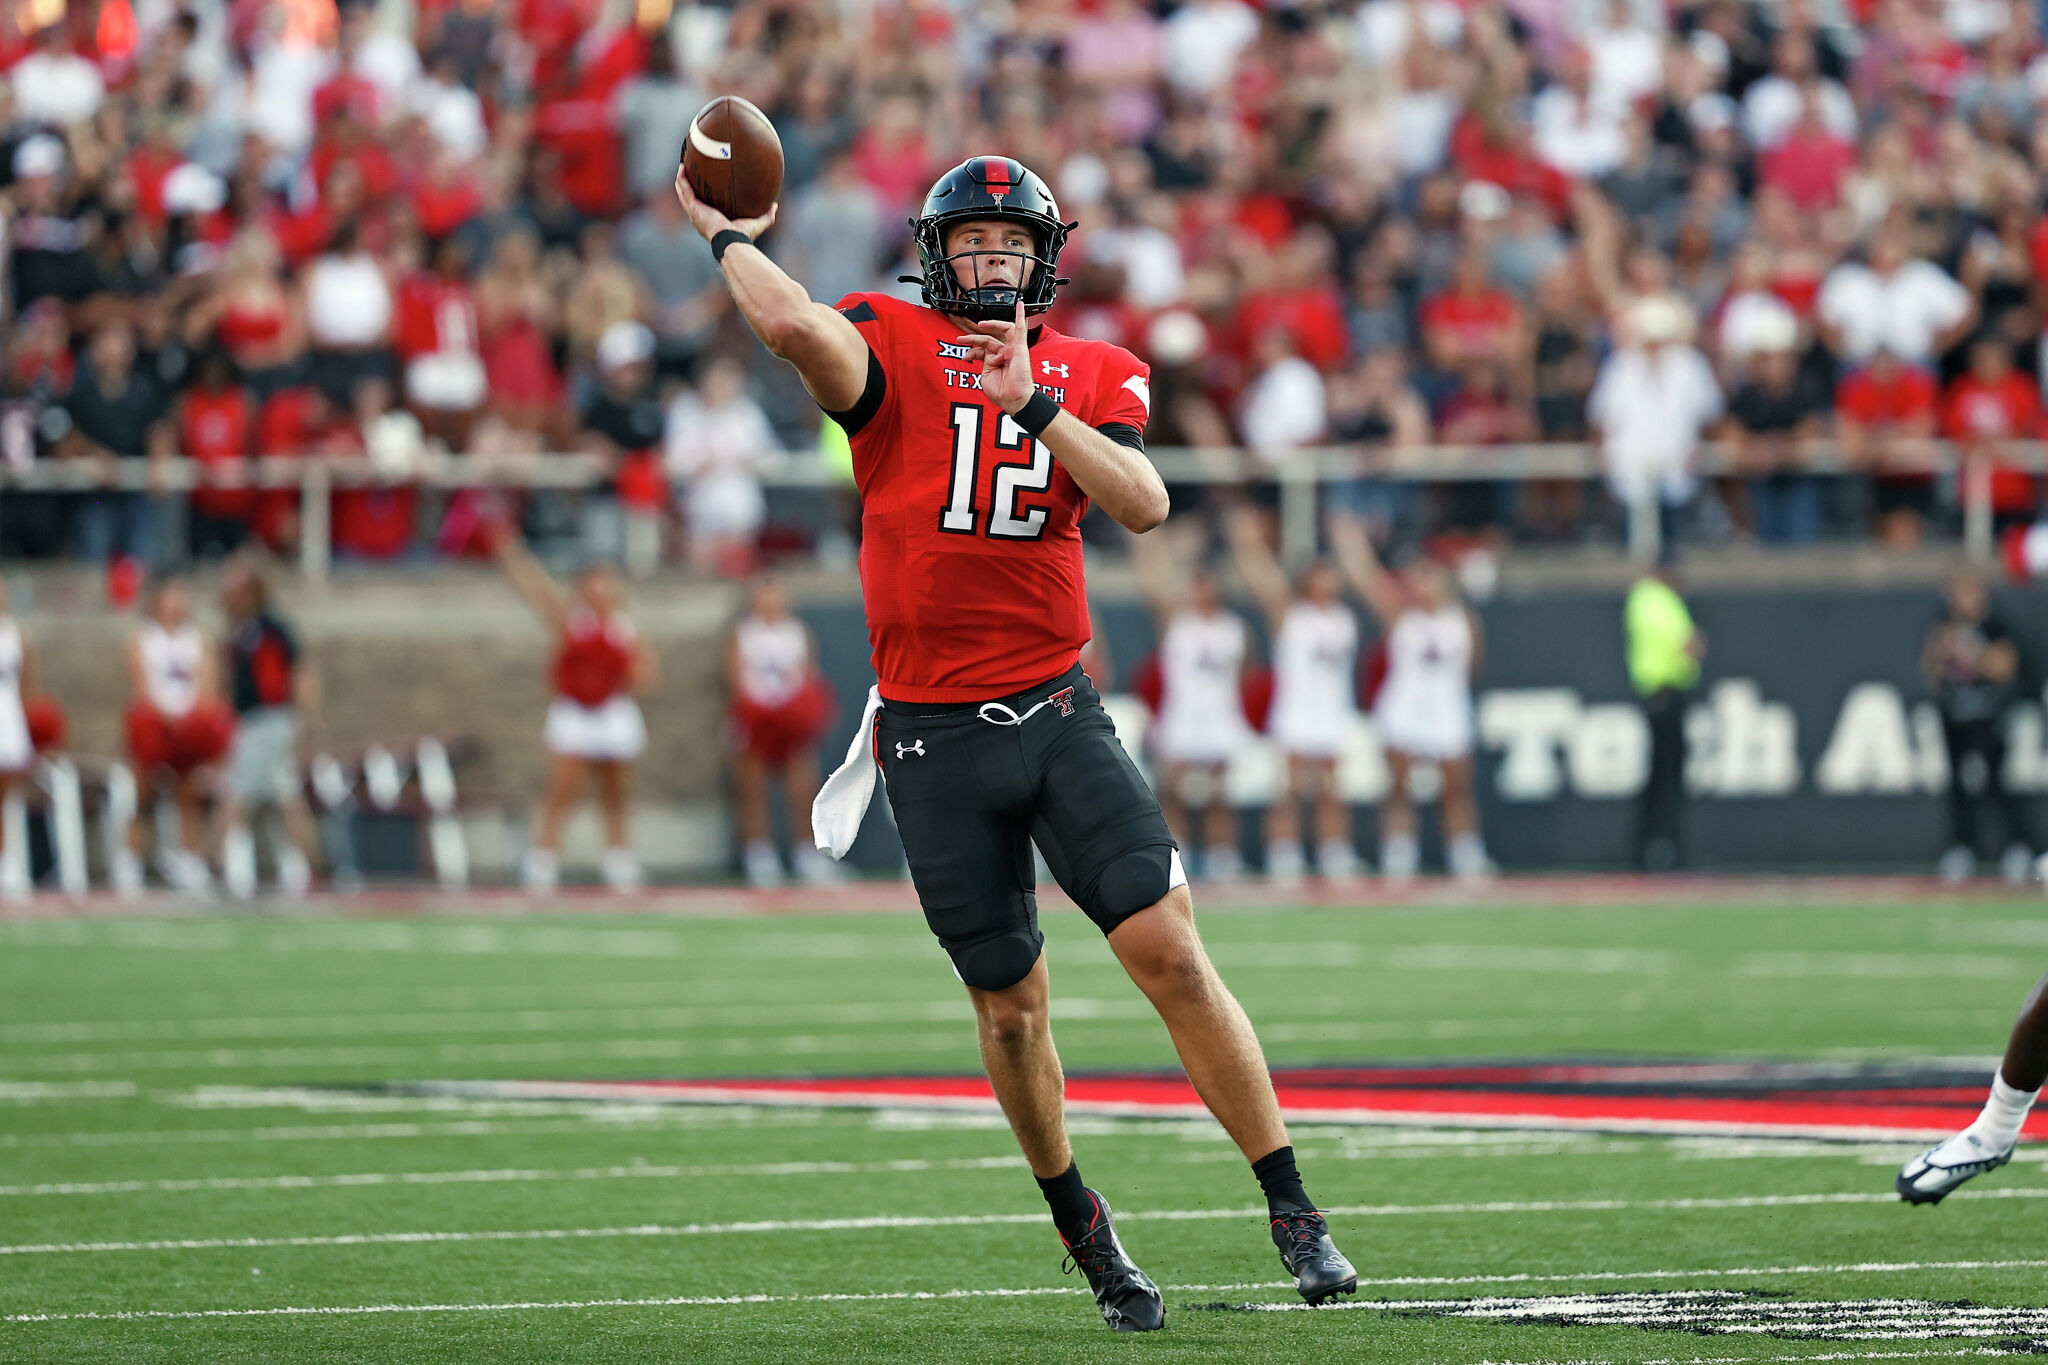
[966,955,1163,1332]
[1380,750,1419,882]
[1108,892,1357,1303]
[1439,756,1493,881]
[1899,972,2048,1202]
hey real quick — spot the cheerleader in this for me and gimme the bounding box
[497,533,657,891]
[121,576,235,893]
[1228,509,1361,880]
[0,581,34,897]
[1134,527,1251,878]
[1330,515,1493,882]
[727,574,836,887]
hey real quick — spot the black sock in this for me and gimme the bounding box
[1037,1162,1095,1241]
[1251,1145,1313,1214]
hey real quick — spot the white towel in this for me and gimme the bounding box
[811,686,883,859]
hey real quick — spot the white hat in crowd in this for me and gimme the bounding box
[12,133,65,181]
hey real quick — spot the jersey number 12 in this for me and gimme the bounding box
[941,403,1051,541]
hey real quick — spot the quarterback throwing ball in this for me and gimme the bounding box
[675,155,1357,1328]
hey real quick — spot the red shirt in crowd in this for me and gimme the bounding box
[1419,288,1522,364]
[1943,370,2042,514]
[180,387,255,520]
[395,273,479,359]
[1837,364,1939,429]
[1235,286,1350,373]
[1759,128,1857,211]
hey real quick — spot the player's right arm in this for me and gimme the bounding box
[673,170,868,414]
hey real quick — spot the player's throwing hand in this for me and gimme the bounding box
[953,298,1034,414]
[674,165,778,245]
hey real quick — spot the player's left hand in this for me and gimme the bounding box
[954,298,1035,415]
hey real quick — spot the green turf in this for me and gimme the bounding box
[3,895,2046,1363]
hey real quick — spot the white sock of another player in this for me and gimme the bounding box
[1968,1071,2039,1149]
[1380,832,1419,881]
[223,828,257,900]
[277,845,312,896]
[1266,838,1305,881]
[1449,832,1492,879]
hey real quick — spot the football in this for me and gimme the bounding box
[681,95,784,221]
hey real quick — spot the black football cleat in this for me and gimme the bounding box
[1060,1191,1165,1332]
[1272,1208,1357,1305]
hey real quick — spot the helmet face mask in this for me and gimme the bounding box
[907,157,1072,322]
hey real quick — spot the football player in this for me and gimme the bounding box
[1898,978,2045,1202]
[676,156,1356,1329]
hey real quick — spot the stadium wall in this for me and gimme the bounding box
[807,585,2048,872]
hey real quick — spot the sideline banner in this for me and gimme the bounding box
[806,587,2048,871]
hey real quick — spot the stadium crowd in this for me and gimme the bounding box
[3,0,2048,568]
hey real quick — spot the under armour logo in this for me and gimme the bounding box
[895,741,925,759]
[1049,686,1076,717]
[1041,360,1069,378]
[937,340,975,361]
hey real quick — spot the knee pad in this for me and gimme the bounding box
[1088,843,1185,932]
[948,928,1043,992]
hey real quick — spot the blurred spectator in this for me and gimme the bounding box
[1239,328,1327,459]
[665,356,779,578]
[303,219,394,408]
[1722,320,1831,543]
[784,151,886,311]
[618,186,725,372]
[563,222,648,373]
[1420,247,1526,382]
[1163,0,1260,94]
[395,236,486,450]
[473,230,567,447]
[615,39,703,203]
[185,230,306,401]
[177,349,256,559]
[1837,348,1941,547]
[1531,46,1627,180]
[11,24,105,129]
[1757,89,1857,212]
[1817,223,1975,367]
[1587,297,1723,552]
[578,321,667,576]
[1942,337,2043,530]
[1925,568,2033,883]
[59,318,175,564]
[1743,33,1857,151]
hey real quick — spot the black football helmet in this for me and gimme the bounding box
[905,157,1074,321]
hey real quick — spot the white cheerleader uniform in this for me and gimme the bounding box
[1153,607,1249,765]
[1268,601,1359,760]
[137,620,206,718]
[1373,605,1475,760]
[0,617,30,773]
[734,615,810,709]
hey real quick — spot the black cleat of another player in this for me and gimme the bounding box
[1059,1191,1164,1332]
[1272,1209,1358,1305]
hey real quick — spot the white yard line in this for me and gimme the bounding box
[7,1188,2047,1251]
[4,1271,2044,1353]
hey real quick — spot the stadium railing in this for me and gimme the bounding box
[6,439,2036,577]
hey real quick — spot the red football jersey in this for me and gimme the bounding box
[832,292,1152,703]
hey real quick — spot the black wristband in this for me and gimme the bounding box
[1014,388,1061,437]
[711,229,752,263]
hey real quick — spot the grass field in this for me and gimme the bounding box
[5,891,2048,1363]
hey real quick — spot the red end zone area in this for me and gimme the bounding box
[404,1060,2047,1143]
